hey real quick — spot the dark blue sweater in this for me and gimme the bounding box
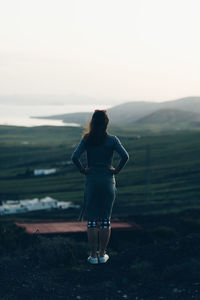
[71,134,129,172]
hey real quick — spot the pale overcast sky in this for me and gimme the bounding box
[0,0,200,104]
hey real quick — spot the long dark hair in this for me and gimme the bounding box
[82,110,109,146]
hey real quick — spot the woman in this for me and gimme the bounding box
[71,109,129,264]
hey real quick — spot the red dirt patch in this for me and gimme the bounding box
[14,220,142,234]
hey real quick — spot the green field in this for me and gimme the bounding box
[0,124,200,221]
[1,124,200,299]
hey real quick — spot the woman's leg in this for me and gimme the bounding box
[87,220,99,258]
[99,219,111,257]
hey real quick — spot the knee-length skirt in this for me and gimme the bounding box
[82,166,117,221]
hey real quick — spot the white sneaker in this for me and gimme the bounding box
[87,255,98,264]
[99,254,109,263]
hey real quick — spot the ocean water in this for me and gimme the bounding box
[0,104,111,127]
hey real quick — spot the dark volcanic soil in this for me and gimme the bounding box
[1,210,200,300]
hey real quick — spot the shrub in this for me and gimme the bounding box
[26,235,85,268]
[0,222,30,253]
[179,217,200,235]
[148,226,178,241]
[177,232,200,256]
[130,260,156,281]
[162,258,200,282]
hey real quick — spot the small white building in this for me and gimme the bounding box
[0,196,80,215]
[34,169,57,176]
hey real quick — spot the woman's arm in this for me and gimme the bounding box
[71,138,86,173]
[113,136,129,174]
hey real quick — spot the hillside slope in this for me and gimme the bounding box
[134,108,200,124]
[32,97,200,126]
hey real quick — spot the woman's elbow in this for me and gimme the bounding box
[71,153,77,163]
[124,152,129,162]
[120,153,129,164]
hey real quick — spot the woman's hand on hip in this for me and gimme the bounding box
[108,167,120,175]
[80,167,91,175]
[84,167,92,174]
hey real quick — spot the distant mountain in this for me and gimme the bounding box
[32,96,200,126]
[134,108,200,124]
[159,97,200,114]
[107,101,160,124]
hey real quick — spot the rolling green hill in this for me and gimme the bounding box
[134,108,200,125]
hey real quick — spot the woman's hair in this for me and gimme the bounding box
[82,110,109,146]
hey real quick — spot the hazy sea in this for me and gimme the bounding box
[0,104,111,127]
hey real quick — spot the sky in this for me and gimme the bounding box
[0,0,200,105]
